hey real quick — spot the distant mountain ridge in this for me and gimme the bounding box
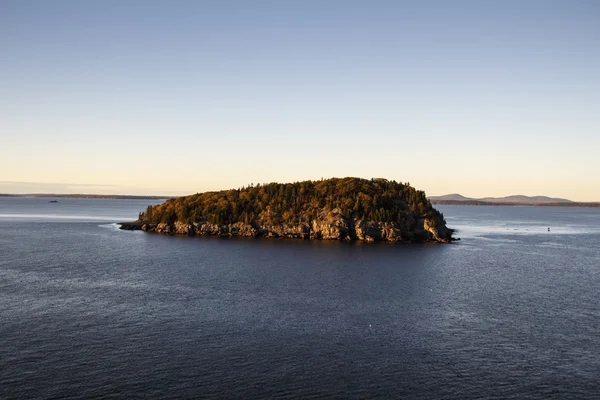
[477,195,572,204]
[429,193,473,202]
[429,194,573,204]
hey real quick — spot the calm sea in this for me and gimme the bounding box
[1,197,599,399]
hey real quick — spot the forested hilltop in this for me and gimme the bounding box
[122,178,454,243]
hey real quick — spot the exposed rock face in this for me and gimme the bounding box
[119,214,454,243]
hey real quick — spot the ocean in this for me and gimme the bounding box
[1,197,599,399]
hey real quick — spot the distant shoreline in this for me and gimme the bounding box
[430,200,600,208]
[0,193,171,200]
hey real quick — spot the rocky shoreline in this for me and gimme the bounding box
[119,213,454,243]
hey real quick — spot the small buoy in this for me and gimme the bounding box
[369,324,372,328]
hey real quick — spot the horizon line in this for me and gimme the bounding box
[2,192,599,204]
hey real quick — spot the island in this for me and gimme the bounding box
[119,177,455,243]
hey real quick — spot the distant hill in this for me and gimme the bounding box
[477,195,572,204]
[428,193,474,202]
[428,194,600,207]
[429,194,572,204]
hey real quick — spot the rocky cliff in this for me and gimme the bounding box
[120,208,454,243]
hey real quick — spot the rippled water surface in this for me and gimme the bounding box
[1,198,599,399]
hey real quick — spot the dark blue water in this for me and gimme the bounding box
[1,198,599,399]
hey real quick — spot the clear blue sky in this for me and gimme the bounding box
[2,0,599,200]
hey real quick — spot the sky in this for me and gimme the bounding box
[1,1,599,200]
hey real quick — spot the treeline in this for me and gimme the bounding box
[139,177,445,226]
